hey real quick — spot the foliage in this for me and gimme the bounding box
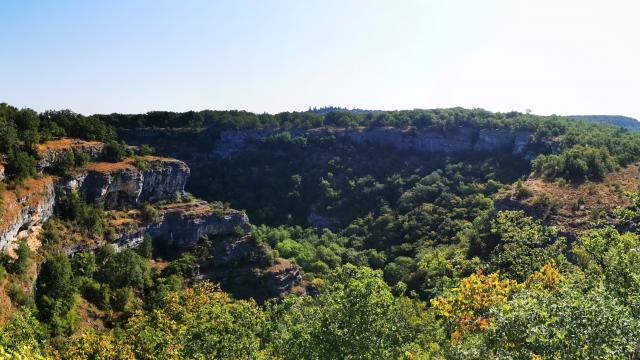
[532,145,616,182]
[35,253,77,336]
[124,281,265,359]
[137,233,153,259]
[97,249,151,290]
[488,211,566,281]
[56,191,107,235]
[102,140,131,162]
[265,265,437,359]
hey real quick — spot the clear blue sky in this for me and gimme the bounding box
[1,0,639,118]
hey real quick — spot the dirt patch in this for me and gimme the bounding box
[498,164,640,234]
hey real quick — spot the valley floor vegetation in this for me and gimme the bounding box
[2,103,640,358]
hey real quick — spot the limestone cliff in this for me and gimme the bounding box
[197,236,303,301]
[59,156,189,210]
[36,139,104,172]
[213,127,534,158]
[0,177,55,250]
[108,199,251,252]
[118,126,535,162]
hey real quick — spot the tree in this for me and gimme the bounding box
[266,264,434,359]
[98,249,150,290]
[572,227,640,310]
[13,241,30,276]
[137,233,153,259]
[488,211,566,281]
[6,150,37,182]
[125,282,265,359]
[35,253,77,335]
[482,284,640,359]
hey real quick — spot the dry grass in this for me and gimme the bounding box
[500,164,640,233]
[85,161,135,173]
[267,259,293,272]
[36,138,101,153]
[0,176,54,233]
[74,297,106,334]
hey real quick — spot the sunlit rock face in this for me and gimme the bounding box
[59,156,190,210]
[109,199,251,251]
[36,139,105,172]
[0,177,56,250]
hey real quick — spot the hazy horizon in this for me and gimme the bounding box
[2,0,640,119]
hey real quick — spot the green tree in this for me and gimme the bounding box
[98,249,150,290]
[13,241,30,276]
[266,264,434,359]
[489,211,566,281]
[35,253,77,336]
[125,282,265,359]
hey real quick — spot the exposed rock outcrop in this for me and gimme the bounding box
[213,127,534,159]
[59,156,189,209]
[198,236,303,301]
[0,177,55,250]
[119,126,535,162]
[36,139,104,172]
[109,199,251,252]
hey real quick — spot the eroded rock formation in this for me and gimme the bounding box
[109,199,251,251]
[0,177,55,250]
[59,156,190,209]
[36,139,105,172]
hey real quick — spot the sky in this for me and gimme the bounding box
[1,0,639,118]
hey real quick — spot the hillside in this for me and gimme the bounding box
[2,104,640,357]
[567,114,640,131]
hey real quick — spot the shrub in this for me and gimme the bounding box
[98,249,150,290]
[12,241,31,276]
[138,144,155,156]
[35,253,77,335]
[102,141,130,162]
[71,251,97,278]
[137,233,153,259]
[6,282,31,307]
[140,203,159,222]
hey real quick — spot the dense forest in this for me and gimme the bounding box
[2,103,640,358]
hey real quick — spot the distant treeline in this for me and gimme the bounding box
[97,107,578,132]
[3,102,640,183]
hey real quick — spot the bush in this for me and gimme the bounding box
[112,287,132,312]
[532,145,616,182]
[6,282,31,307]
[77,276,110,310]
[6,150,37,182]
[56,191,107,235]
[98,249,150,290]
[35,253,77,334]
[71,251,97,278]
[12,241,30,276]
[102,141,130,162]
[137,233,153,259]
[140,203,159,223]
[138,144,155,156]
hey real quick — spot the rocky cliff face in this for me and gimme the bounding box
[197,236,303,301]
[1,138,302,300]
[118,126,535,162]
[59,157,189,210]
[36,139,104,172]
[0,177,55,250]
[213,127,534,159]
[109,199,251,252]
